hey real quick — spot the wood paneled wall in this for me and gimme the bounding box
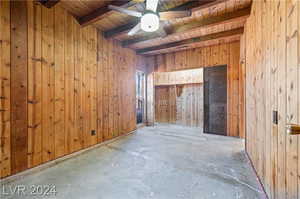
[243,1,300,199]
[155,84,203,128]
[147,42,243,138]
[0,1,138,179]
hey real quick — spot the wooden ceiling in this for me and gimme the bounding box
[59,0,252,55]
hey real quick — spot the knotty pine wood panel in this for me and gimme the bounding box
[0,1,139,179]
[0,0,11,178]
[54,5,66,158]
[155,84,203,128]
[41,4,55,163]
[243,1,300,199]
[27,1,43,168]
[10,0,28,175]
[155,86,171,123]
[148,42,242,138]
[176,84,203,127]
[146,72,155,126]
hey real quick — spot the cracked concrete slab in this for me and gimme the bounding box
[0,124,266,199]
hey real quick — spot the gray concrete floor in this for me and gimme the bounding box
[1,124,266,199]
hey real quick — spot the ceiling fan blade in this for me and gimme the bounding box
[159,11,192,20]
[108,5,142,17]
[128,23,142,36]
[146,0,159,12]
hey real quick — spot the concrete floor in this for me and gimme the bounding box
[1,124,266,199]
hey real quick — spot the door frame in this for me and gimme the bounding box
[203,65,227,136]
[136,70,146,124]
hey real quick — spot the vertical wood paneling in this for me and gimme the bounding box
[112,40,118,138]
[271,1,279,197]
[228,42,240,137]
[150,42,243,138]
[41,6,55,162]
[82,27,90,147]
[265,0,273,196]
[298,3,300,199]
[65,13,75,153]
[27,1,42,168]
[0,2,139,179]
[73,17,83,151]
[276,1,287,198]
[147,73,155,126]
[239,34,246,140]
[54,5,66,158]
[90,27,98,145]
[0,0,11,178]
[108,39,114,139]
[96,31,104,142]
[244,1,300,198]
[155,84,203,128]
[286,1,298,198]
[10,0,28,174]
[102,37,109,141]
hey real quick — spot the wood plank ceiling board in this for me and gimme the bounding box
[77,0,135,27]
[123,7,250,49]
[93,0,192,31]
[103,0,217,39]
[114,0,229,41]
[139,28,243,55]
[60,0,109,17]
[116,0,250,42]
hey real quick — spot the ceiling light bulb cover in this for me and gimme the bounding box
[141,13,159,32]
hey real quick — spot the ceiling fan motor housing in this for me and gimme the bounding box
[141,10,160,32]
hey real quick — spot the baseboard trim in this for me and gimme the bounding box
[0,130,136,185]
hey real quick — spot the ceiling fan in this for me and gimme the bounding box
[108,0,192,36]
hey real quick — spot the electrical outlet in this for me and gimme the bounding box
[91,130,96,136]
[273,111,278,125]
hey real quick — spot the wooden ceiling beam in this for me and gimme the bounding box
[122,6,250,48]
[142,34,241,55]
[37,0,60,8]
[137,27,243,55]
[77,0,133,27]
[103,0,217,39]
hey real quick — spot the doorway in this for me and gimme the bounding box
[136,71,146,124]
[204,65,227,136]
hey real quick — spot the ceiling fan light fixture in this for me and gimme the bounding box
[141,13,159,32]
